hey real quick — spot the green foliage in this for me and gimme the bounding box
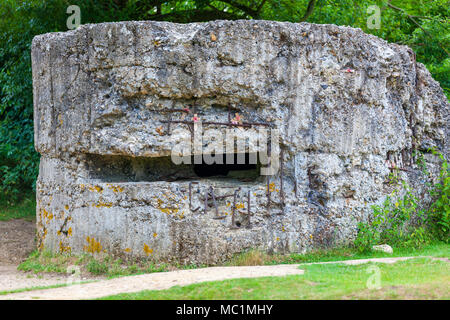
[427,149,450,241]
[355,151,449,252]
[0,0,448,199]
[17,250,68,273]
[0,191,35,220]
[0,0,67,200]
[18,249,171,278]
[86,259,109,275]
[355,183,429,252]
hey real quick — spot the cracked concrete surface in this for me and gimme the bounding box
[32,20,449,264]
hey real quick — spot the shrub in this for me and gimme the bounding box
[355,150,449,252]
[426,149,449,241]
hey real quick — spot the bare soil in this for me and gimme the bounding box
[0,219,36,264]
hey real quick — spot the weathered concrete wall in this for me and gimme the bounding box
[32,20,448,264]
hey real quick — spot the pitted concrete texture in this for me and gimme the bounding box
[31,20,449,264]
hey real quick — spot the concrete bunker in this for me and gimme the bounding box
[32,20,448,264]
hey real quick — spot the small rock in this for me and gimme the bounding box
[372,244,393,254]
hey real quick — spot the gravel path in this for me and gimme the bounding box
[0,264,305,300]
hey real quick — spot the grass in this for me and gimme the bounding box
[14,244,450,299]
[0,280,95,296]
[19,242,449,279]
[18,250,176,279]
[0,192,35,221]
[100,257,450,300]
[227,242,450,266]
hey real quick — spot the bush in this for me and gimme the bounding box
[355,150,449,252]
[427,150,450,241]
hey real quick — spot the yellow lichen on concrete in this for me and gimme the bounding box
[236,203,245,209]
[269,182,276,192]
[88,185,104,193]
[84,236,102,253]
[143,243,153,256]
[59,241,71,253]
[156,198,179,215]
[92,201,113,208]
[155,126,164,135]
[107,184,124,193]
[42,208,53,222]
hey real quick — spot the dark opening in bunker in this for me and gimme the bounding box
[86,153,260,183]
[193,153,258,177]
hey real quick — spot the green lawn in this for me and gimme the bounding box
[0,281,95,296]
[0,193,35,221]
[100,257,450,300]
